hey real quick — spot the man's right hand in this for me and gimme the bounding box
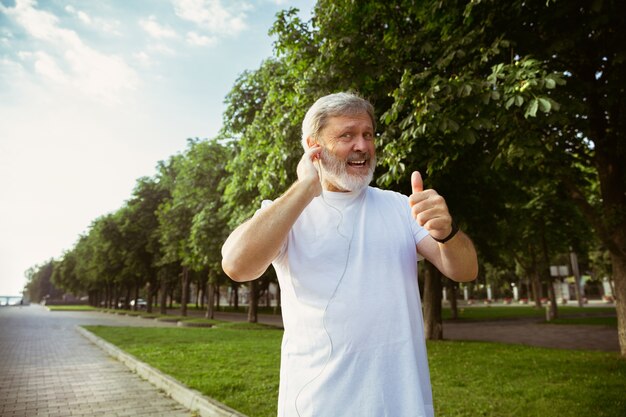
[297,145,323,197]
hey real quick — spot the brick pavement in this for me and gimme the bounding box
[0,304,193,417]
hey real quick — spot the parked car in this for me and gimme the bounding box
[130,298,147,309]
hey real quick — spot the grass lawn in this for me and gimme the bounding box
[84,325,626,417]
[46,305,98,311]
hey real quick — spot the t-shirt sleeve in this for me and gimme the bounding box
[399,194,430,244]
[397,193,429,261]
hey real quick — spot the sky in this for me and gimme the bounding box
[0,0,315,296]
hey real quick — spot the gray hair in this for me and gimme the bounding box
[301,92,376,149]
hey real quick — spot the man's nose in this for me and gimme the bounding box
[352,135,369,151]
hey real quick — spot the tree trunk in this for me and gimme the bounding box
[531,270,542,308]
[540,225,558,320]
[206,283,215,319]
[546,279,558,320]
[248,280,258,323]
[611,252,626,357]
[233,284,239,310]
[181,267,189,317]
[448,280,458,320]
[159,279,167,315]
[205,271,216,320]
[146,281,153,313]
[570,250,584,307]
[132,285,139,311]
[199,281,205,309]
[215,283,220,311]
[423,261,443,340]
[124,286,131,310]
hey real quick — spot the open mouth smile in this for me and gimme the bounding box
[348,159,367,167]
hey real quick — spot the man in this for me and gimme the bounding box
[221,92,478,417]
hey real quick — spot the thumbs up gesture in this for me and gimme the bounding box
[409,171,454,242]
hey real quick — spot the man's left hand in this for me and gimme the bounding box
[408,171,453,241]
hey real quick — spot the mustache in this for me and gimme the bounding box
[346,152,371,162]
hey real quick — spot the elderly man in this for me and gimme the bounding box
[222,92,478,417]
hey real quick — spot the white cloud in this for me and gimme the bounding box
[148,43,177,56]
[32,51,68,84]
[172,0,250,37]
[133,51,152,67]
[139,15,179,39]
[186,31,216,46]
[65,4,122,36]
[1,0,137,104]
[65,5,91,25]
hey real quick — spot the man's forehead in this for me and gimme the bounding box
[325,113,374,130]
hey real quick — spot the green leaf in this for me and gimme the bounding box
[538,98,551,113]
[525,98,539,118]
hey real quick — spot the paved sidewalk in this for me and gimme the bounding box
[208,310,620,352]
[0,304,193,417]
[442,318,620,352]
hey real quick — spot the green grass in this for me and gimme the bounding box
[46,305,97,311]
[84,325,626,417]
[428,340,626,417]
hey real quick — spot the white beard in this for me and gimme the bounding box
[320,147,375,192]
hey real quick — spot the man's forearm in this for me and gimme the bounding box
[437,231,478,282]
[221,178,318,282]
[418,230,478,283]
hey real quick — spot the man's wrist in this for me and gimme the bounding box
[433,220,459,244]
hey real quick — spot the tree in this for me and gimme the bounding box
[156,153,194,316]
[373,0,626,354]
[24,260,61,303]
[122,176,169,312]
[183,139,232,319]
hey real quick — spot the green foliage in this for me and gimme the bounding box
[24,259,60,302]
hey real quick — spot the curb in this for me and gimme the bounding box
[76,326,248,417]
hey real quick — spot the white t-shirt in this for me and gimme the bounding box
[263,186,433,417]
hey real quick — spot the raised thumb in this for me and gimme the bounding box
[411,171,424,193]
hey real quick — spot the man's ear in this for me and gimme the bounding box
[306,136,317,149]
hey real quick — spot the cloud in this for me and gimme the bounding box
[65,4,122,36]
[1,0,137,104]
[186,31,216,46]
[32,51,68,84]
[139,15,179,39]
[172,0,250,37]
[65,5,91,25]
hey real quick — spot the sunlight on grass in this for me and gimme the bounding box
[84,325,626,417]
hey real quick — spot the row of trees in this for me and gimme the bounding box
[24,0,626,356]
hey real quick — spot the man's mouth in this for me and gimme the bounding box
[347,154,369,167]
[348,159,367,167]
